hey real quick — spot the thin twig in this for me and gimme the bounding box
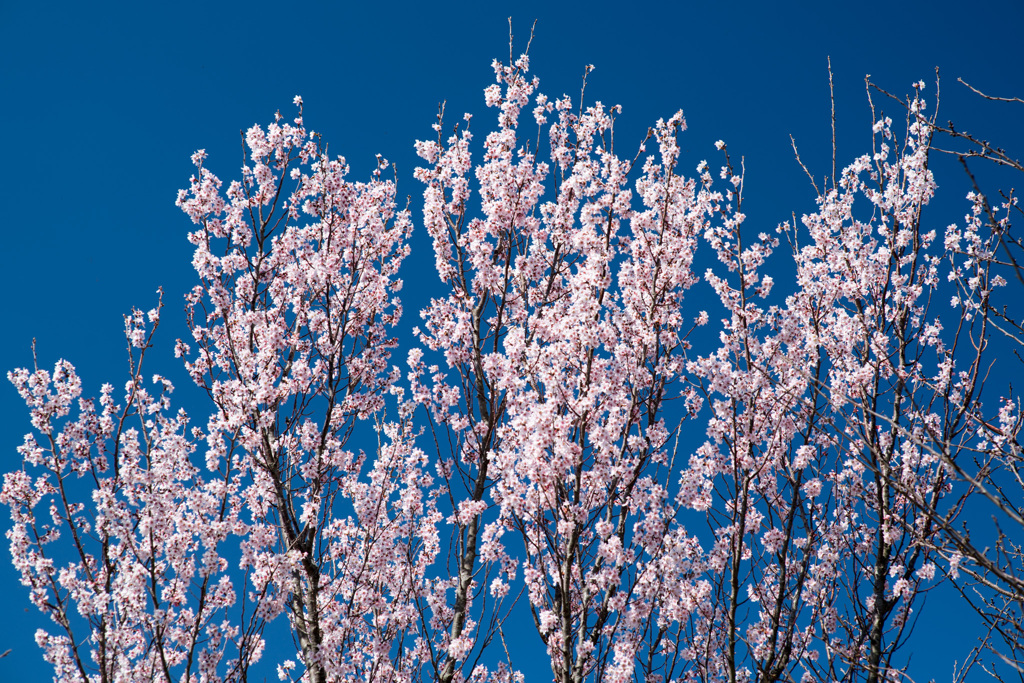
[790,135,820,196]
[959,78,1024,104]
[828,56,837,191]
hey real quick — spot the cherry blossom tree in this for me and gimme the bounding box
[2,102,432,683]
[408,47,961,683]
[878,78,1024,681]
[3,31,1019,683]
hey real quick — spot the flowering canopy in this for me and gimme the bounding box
[3,41,1021,683]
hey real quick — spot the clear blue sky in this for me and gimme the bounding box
[2,0,1023,680]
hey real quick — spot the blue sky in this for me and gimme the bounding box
[2,0,1023,680]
